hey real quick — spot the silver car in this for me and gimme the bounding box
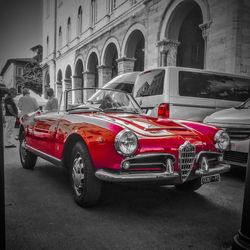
[204,99,250,167]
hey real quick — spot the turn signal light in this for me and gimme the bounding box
[158,103,169,118]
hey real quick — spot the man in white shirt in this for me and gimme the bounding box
[45,88,58,112]
[18,88,39,116]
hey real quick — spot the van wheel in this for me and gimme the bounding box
[19,133,37,169]
[69,141,102,207]
[175,178,201,192]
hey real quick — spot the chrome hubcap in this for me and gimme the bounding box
[72,153,85,197]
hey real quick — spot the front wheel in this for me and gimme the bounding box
[69,141,102,207]
[175,178,201,192]
[19,134,37,169]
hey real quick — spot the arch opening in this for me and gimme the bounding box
[125,30,145,71]
[176,2,204,68]
[65,65,72,104]
[161,0,205,69]
[87,52,99,87]
[56,69,63,99]
[104,43,118,78]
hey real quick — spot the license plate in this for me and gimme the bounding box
[201,174,220,185]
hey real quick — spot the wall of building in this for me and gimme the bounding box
[2,63,15,88]
[42,0,250,97]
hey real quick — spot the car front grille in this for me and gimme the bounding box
[224,151,248,164]
[179,141,196,181]
[224,127,250,140]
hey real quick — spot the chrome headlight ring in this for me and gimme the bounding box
[115,130,138,156]
[214,130,230,151]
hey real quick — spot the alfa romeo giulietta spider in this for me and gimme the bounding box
[19,88,231,207]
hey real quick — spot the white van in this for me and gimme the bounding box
[133,66,250,121]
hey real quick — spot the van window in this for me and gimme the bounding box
[134,69,165,97]
[179,71,250,102]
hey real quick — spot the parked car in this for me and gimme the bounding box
[204,98,250,167]
[133,66,250,121]
[19,88,230,207]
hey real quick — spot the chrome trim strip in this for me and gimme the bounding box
[121,153,175,169]
[195,151,222,163]
[95,169,179,182]
[26,145,62,166]
[122,153,175,162]
[95,162,231,182]
[129,162,164,167]
[195,163,231,176]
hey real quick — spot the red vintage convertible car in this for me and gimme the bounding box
[19,88,231,207]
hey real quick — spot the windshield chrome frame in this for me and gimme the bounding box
[63,87,143,113]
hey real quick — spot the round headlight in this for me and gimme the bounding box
[115,130,138,156]
[214,130,230,151]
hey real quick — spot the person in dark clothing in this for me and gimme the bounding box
[4,87,18,148]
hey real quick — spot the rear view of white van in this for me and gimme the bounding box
[133,66,250,121]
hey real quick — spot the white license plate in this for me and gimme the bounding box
[201,174,220,185]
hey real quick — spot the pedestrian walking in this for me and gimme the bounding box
[45,88,58,112]
[4,87,18,148]
[17,88,39,117]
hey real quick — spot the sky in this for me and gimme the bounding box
[0,0,42,72]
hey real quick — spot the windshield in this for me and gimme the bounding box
[62,88,142,114]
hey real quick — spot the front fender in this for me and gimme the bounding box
[178,120,221,143]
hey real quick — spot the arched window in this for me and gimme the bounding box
[111,0,116,11]
[46,36,49,56]
[58,26,62,49]
[77,6,82,36]
[91,0,97,27]
[66,17,71,43]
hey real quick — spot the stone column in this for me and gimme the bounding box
[199,20,212,68]
[116,57,136,75]
[64,78,72,106]
[83,71,96,100]
[97,65,112,87]
[157,38,180,66]
[72,75,83,104]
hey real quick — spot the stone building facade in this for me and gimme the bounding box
[42,0,250,99]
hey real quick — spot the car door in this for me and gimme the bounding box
[31,112,63,157]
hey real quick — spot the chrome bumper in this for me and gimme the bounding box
[95,163,231,183]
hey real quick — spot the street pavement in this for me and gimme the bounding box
[3,132,246,250]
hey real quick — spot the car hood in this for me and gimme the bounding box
[91,113,200,138]
[204,107,250,125]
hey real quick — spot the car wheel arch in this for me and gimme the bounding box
[62,133,88,169]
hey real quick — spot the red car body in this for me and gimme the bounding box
[19,88,231,207]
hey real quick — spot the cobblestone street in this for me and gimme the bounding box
[4,136,245,250]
